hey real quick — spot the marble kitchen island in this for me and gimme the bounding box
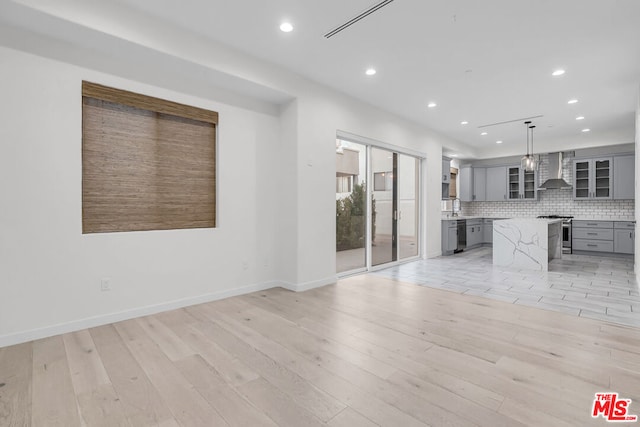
[493,218,563,271]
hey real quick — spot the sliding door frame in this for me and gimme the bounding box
[337,131,425,277]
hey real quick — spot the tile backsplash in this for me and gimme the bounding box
[458,152,635,220]
[462,193,634,220]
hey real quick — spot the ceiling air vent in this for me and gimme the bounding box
[324,0,395,39]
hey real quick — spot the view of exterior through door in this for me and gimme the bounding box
[336,139,420,274]
[371,147,395,266]
[336,140,367,273]
[398,154,419,259]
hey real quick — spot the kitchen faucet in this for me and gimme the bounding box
[451,198,460,217]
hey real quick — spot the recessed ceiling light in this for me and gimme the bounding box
[552,69,565,76]
[365,68,376,76]
[568,99,578,104]
[582,128,591,132]
[576,116,585,120]
[427,102,437,108]
[460,121,468,125]
[496,140,503,144]
[481,132,488,136]
[279,22,294,32]
[450,154,458,157]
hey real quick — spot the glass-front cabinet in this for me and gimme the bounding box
[572,157,612,199]
[508,167,520,200]
[507,166,537,200]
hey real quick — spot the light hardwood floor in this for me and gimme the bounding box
[2,274,640,426]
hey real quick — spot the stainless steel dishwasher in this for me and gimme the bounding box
[455,219,466,253]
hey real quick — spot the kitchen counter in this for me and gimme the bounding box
[441,215,506,220]
[493,218,563,271]
[572,217,636,222]
[442,215,635,222]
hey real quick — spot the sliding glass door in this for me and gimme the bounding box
[371,147,396,266]
[336,139,421,274]
[398,154,419,259]
[335,140,367,273]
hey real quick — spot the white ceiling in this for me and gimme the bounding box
[5,0,640,158]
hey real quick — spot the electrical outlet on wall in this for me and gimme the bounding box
[241,261,249,271]
[100,278,111,292]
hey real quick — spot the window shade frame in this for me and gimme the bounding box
[82,81,218,125]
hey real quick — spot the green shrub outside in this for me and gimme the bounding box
[336,182,376,251]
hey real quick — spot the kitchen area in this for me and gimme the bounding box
[441,143,636,265]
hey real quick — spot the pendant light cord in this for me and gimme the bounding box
[524,121,532,157]
[529,125,535,158]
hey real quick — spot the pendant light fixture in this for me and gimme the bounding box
[528,124,537,171]
[520,121,537,172]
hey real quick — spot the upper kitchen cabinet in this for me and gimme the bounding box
[613,155,635,200]
[507,166,537,200]
[442,158,451,184]
[460,165,487,201]
[473,168,486,201]
[459,165,473,201]
[485,166,507,201]
[442,157,451,200]
[573,157,612,200]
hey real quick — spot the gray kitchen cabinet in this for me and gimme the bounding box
[448,226,458,252]
[614,222,635,254]
[459,165,473,202]
[507,165,537,200]
[441,220,458,254]
[613,155,635,200]
[473,167,486,201]
[483,218,494,243]
[573,157,612,200]
[614,229,634,254]
[572,220,615,253]
[466,219,483,247]
[442,158,451,184]
[442,158,451,200]
[485,166,507,201]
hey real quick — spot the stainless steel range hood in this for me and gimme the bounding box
[538,152,572,190]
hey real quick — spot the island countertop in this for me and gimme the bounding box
[493,218,563,271]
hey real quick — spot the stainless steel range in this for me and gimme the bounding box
[537,215,574,254]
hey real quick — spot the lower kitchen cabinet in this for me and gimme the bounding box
[441,217,501,255]
[483,219,494,243]
[572,221,613,253]
[466,219,483,248]
[447,226,458,252]
[441,220,458,254]
[573,220,634,255]
[614,222,635,254]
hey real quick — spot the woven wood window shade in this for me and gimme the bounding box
[82,81,218,233]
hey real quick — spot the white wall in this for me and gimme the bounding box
[0,15,466,345]
[290,90,450,287]
[0,47,280,345]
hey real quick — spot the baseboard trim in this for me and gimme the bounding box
[0,275,341,348]
[0,280,281,348]
[281,275,338,292]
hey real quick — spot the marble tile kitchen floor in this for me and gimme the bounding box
[373,247,640,328]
